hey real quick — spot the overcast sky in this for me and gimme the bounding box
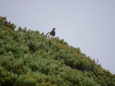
[0,0,115,74]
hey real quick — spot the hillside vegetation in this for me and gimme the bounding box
[0,17,115,86]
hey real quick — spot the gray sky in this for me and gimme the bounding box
[1,0,115,74]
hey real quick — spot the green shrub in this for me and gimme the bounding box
[0,17,115,86]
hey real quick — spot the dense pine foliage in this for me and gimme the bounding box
[0,17,115,86]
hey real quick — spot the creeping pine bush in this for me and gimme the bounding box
[0,17,115,86]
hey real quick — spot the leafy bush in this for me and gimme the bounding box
[0,17,115,86]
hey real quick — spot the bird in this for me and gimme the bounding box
[46,28,56,39]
